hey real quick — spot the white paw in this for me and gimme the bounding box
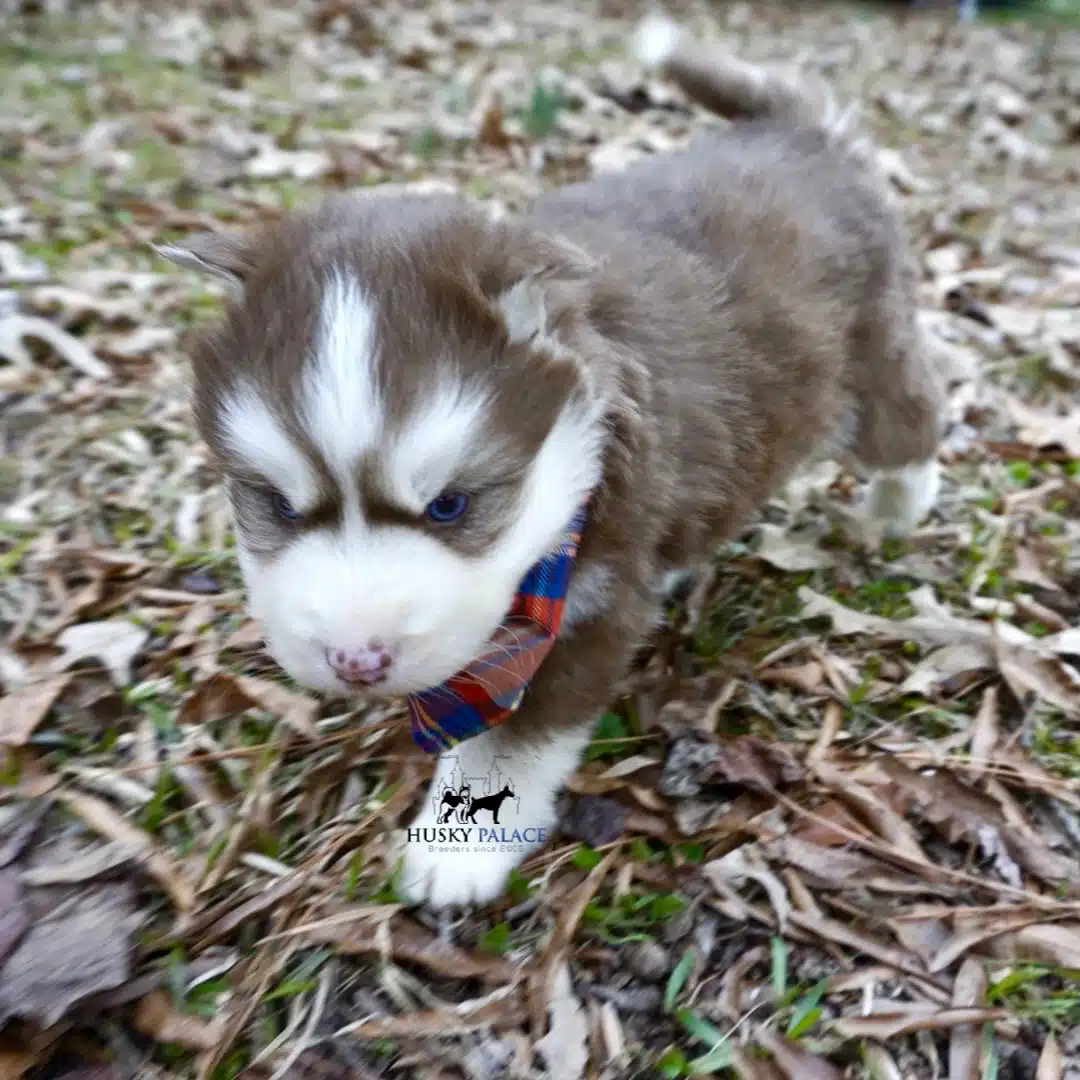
[866,459,939,538]
[395,788,558,908]
[397,839,531,909]
[394,725,590,908]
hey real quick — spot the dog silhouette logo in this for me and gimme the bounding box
[436,781,471,824]
[430,755,520,826]
[463,782,516,825]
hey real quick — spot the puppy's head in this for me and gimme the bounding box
[165,195,608,698]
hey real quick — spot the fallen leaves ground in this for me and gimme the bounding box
[2,1,1080,1078]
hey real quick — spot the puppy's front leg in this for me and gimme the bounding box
[398,721,593,908]
[398,601,648,909]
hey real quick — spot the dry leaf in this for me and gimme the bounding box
[54,620,149,687]
[535,963,589,1080]
[713,735,803,793]
[983,923,1080,968]
[788,909,926,979]
[705,846,791,928]
[755,523,836,571]
[246,146,331,180]
[1008,400,1080,457]
[0,310,110,379]
[0,870,28,969]
[0,675,72,747]
[730,1045,786,1080]
[335,999,527,1039]
[811,760,929,864]
[925,910,1047,974]
[180,671,319,738]
[948,957,986,1080]
[473,87,512,151]
[223,620,264,649]
[862,1045,904,1080]
[20,840,139,886]
[529,849,618,1036]
[133,990,226,1051]
[177,672,260,726]
[598,754,660,780]
[1036,1034,1064,1080]
[57,791,194,912]
[967,686,999,782]
[994,638,1080,718]
[235,676,319,738]
[1045,627,1080,658]
[188,872,310,949]
[776,835,893,887]
[0,1049,41,1080]
[0,806,47,869]
[0,878,140,1027]
[303,912,518,984]
[559,794,626,847]
[754,1029,842,1080]
[1011,545,1062,592]
[873,759,1075,888]
[758,661,825,693]
[900,644,990,695]
[833,1008,1009,1040]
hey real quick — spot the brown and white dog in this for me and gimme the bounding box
[162,15,944,907]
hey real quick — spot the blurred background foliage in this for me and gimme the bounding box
[864,0,1080,22]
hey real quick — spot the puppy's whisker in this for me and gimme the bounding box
[424,682,467,707]
[455,669,506,697]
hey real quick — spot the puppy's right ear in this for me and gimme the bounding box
[155,230,257,290]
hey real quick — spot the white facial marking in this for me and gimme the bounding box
[235,387,607,699]
[397,723,593,907]
[503,398,606,566]
[229,261,609,704]
[302,270,380,481]
[219,383,320,510]
[384,377,491,509]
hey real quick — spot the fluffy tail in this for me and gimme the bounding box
[632,12,857,140]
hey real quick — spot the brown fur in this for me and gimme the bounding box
[182,201,599,561]
[496,43,945,747]
[170,27,945,861]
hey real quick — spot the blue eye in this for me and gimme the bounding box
[274,492,300,521]
[425,491,469,524]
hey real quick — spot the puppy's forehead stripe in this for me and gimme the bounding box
[218,383,321,510]
[302,269,498,513]
[303,270,381,481]
[383,378,492,510]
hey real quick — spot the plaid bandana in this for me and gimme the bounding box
[406,505,589,754]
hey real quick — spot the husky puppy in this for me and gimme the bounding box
[162,15,944,907]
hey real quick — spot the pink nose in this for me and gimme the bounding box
[326,642,393,685]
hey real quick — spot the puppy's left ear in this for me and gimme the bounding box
[155,229,258,290]
[479,227,599,346]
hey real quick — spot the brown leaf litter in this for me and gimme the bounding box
[0,806,142,1031]
[3,0,1080,1076]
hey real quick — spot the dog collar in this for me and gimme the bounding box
[405,504,589,754]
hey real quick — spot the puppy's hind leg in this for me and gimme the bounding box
[849,271,946,538]
[865,459,940,538]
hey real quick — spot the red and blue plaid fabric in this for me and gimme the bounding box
[406,505,589,754]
